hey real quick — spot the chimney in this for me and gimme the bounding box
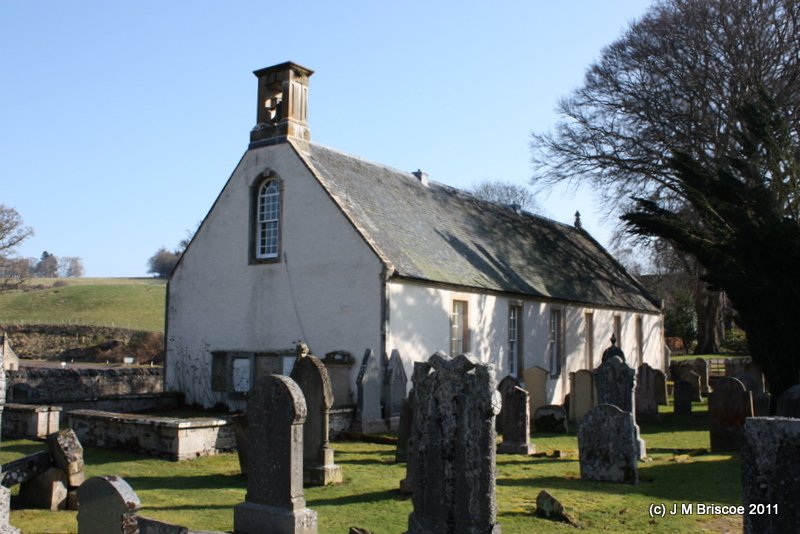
[250,62,314,147]
[412,169,429,186]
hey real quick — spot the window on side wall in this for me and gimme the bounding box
[450,299,469,356]
[613,314,622,347]
[549,309,563,378]
[508,303,523,377]
[253,176,281,261]
[636,315,644,366]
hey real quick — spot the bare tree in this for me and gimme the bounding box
[0,205,34,289]
[147,247,181,278]
[469,180,542,213]
[59,257,85,278]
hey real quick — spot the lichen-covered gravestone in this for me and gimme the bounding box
[673,380,693,415]
[594,356,645,457]
[568,369,595,422]
[290,354,343,486]
[233,374,317,534]
[709,377,753,452]
[578,404,638,484]
[635,363,660,422]
[353,349,384,433]
[496,376,534,455]
[77,476,141,534]
[383,349,408,431]
[406,353,502,534]
[742,417,800,534]
[777,384,800,417]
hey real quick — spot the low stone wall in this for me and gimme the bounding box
[67,410,235,461]
[2,404,61,440]
[6,367,163,403]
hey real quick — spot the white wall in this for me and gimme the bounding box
[167,143,384,408]
[386,279,663,404]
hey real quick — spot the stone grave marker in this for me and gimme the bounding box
[0,340,19,534]
[322,351,355,407]
[290,353,343,486]
[406,353,502,534]
[635,363,660,421]
[568,369,595,422]
[578,404,638,484]
[734,372,771,416]
[47,428,85,489]
[383,349,408,431]
[777,384,800,417]
[496,376,533,455]
[522,366,548,420]
[594,356,635,414]
[742,417,800,534]
[654,369,668,405]
[533,405,568,433]
[77,475,141,534]
[673,380,693,415]
[353,349,384,433]
[681,370,703,401]
[233,374,317,534]
[693,358,710,395]
[19,467,67,511]
[709,377,753,452]
[395,397,413,464]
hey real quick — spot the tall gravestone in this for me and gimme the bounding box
[594,356,645,458]
[0,346,19,534]
[496,376,533,455]
[578,404,638,484]
[383,349,408,431]
[568,369,595,422]
[233,374,317,534]
[353,349,384,433]
[709,377,753,452]
[290,354,343,486]
[406,353,502,534]
[742,417,800,534]
[635,363,660,421]
[523,366,548,420]
[77,476,140,534]
[654,369,668,405]
[673,380,693,415]
[777,384,800,417]
[693,358,710,396]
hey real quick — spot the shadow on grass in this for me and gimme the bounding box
[308,488,408,507]
[124,473,246,492]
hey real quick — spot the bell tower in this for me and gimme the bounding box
[250,62,314,147]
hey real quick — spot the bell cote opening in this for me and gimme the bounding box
[250,62,313,147]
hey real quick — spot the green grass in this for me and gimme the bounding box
[0,278,166,332]
[1,404,743,533]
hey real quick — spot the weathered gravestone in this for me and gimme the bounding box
[533,405,568,433]
[48,428,86,490]
[352,349,384,433]
[681,370,703,402]
[383,349,408,431]
[601,334,625,364]
[568,370,595,423]
[406,353,502,534]
[395,397,413,464]
[734,372,771,417]
[673,380,693,416]
[0,344,19,534]
[635,363,660,422]
[522,366,548,421]
[742,417,800,534]
[77,475,141,534]
[654,369,668,406]
[290,354,343,486]
[709,377,753,452]
[777,384,800,417]
[578,404,638,484]
[594,357,645,458]
[496,376,534,455]
[19,467,67,511]
[233,374,317,534]
[231,413,249,476]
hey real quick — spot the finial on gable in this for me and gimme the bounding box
[574,211,582,229]
[250,62,314,147]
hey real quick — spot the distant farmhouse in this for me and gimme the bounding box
[166,62,664,410]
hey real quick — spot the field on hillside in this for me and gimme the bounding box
[0,278,166,332]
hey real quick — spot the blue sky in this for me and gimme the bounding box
[1,1,653,277]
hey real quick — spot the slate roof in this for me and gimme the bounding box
[293,140,660,313]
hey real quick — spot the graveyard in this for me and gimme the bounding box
[0,399,743,533]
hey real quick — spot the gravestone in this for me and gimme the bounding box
[233,374,317,534]
[594,357,635,414]
[0,342,19,534]
[19,467,67,511]
[290,354,343,486]
[322,351,355,407]
[578,404,638,484]
[522,366,548,420]
[777,384,800,417]
[601,334,625,363]
[47,428,85,489]
[395,398,413,464]
[681,370,703,402]
[568,370,595,422]
[383,349,408,431]
[352,349,384,433]
[734,372,771,416]
[654,369,668,405]
[533,405,568,433]
[635,363,660,421]
[231,413,249,476]
[77,476,141,534]
[406,353,502,534]
[742,417,800,534]
[496,376,533,455]
[673,380,693,415]
[709,377,753,452]
[693,358,710,395]
[399,362,427,495]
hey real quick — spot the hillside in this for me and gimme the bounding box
[0,278,166,332]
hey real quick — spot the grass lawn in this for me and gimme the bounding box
[0,402,743,534]
[0,278,166,332]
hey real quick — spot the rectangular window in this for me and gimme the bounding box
[508,303,523,377]
[585,312,594,369]
[211,352,228,392]
[450,299,469,356]
[549,309,563,378]
[613,314,622,347]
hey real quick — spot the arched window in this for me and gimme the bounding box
[255,179,280,259]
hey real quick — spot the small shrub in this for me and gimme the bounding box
[721,328,748,355]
